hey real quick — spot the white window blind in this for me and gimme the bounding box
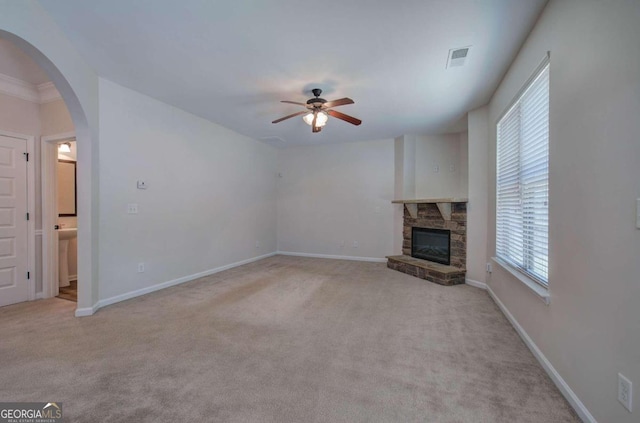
[496,59,549,286]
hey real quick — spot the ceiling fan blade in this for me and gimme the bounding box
[280,100,307,106]
[323,98,354,108]
[327,109,362,126]
[272,110,308,124]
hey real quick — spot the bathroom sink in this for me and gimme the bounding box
[58,228,77,289]
[58,228,77,240]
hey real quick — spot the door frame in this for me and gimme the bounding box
[0,130,35,301]
[42,132,75,299]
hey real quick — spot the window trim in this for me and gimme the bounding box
[496,52,551,124]
[494,52,551,294]
[492,257,550,305]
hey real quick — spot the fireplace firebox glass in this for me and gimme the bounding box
[411,227,450,265]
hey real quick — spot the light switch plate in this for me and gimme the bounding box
[137,180,147,189]
[618,373,633,412]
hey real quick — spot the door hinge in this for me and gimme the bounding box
[26,212,29,221]
[27,271,30,280]
[23,152,29,161]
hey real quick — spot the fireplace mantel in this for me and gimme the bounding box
[392,198,468,221]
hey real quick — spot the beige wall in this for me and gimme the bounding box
[466,105,489,285]
[480,1,640,421]
[0,93,76,290]
[0,92,40,134]
[414,133,467,199]
[278,138,395,259]
[41,98,73,136]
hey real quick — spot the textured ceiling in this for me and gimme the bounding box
[38,0,547,146]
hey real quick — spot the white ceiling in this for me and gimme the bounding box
[37,0,547,146]
[0,38,51,85]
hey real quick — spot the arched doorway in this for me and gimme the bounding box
[0,21,98,316]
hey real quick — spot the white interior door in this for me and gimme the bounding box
[0,134,28,307]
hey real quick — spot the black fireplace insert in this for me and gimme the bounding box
[411,227,451,265]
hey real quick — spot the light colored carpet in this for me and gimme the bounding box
[0,256,579,422]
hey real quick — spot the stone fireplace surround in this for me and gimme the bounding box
[387,198,467,286]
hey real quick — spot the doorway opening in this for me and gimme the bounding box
[0,34,85,311]
[43,135,78,303]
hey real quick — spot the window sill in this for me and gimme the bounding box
[491,257,550,305]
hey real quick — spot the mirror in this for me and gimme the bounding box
[58,160,77,216]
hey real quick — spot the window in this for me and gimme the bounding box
[496,58,549,286]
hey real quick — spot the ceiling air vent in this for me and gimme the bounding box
[447,46,471,68]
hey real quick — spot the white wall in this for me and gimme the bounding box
[481,1,640,421]
[414,133,466,198]
[277,139,395,259]
[98,78,277,300]
[466,106,489,284]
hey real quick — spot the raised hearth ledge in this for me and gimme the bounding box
[386,255,466,286]
[391,198,468,221]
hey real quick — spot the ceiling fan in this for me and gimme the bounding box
[272,88,362,133]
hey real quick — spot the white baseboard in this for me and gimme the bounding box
[68,274,78,282]
[75,302,99,317]
[487,285,597,423]
[90,252,277,313]
[465,278,487,290]
[277,251,387,263]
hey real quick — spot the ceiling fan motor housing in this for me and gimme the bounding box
[307,88,327,107]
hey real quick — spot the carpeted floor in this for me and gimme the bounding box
[0,256,579,422]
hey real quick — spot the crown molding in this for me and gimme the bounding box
[37,82,62,104]
[0,73,61,104]
[0,73,39,102]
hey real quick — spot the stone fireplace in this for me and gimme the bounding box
[387,198,467,286]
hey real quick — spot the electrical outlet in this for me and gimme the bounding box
[618,373,633,412]
[137,262,145,273]
[353,241,358,248]
[339,241,345,248]
[127,203,138,214]
[255,241,260,249]
[486,262,492,273]
[433,165,440,173]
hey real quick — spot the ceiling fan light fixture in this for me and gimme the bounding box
[303,111,328,127]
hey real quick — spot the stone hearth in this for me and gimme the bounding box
[388,199,467,285]
[386,255,466,286]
